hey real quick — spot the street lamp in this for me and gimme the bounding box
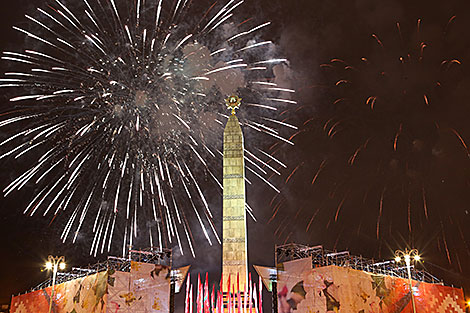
[45,255,66,313]
[394,249,420,313]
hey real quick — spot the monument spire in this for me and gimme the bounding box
[222,95,248,293]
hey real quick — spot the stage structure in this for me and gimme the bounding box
[10,248,190,313]
[274,243,442,283]
[254,243,467,313]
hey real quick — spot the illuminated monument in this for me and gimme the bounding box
[222,95,248,292]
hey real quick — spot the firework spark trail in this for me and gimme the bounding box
[449,128,470,158]
[305,206,321,232]
[348,138,370,165]
[334,194,346,222]
[311,159,326,185]
[0,0,295,256]
[421,186,429,220]
[376,188,385,239]
[285,164,299,184]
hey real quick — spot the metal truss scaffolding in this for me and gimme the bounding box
[275,243,442,285]
[28,247,172,293]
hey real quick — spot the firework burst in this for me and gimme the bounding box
[278,17,469,271]
[0,0,296,257]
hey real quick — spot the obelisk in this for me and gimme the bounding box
[222,95,248,293]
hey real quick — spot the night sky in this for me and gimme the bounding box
[1,0,470,309]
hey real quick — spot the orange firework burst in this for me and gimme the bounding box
[271,16,470,275]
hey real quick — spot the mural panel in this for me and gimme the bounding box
[10,262,170,313]
[277,259,466,313]
[107,261,170,313]
[10,271,108,313]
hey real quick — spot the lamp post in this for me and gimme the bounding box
[270,272,278,313]
[169,270,176,313]
[394,249,420,313]
[45,255,66,313]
